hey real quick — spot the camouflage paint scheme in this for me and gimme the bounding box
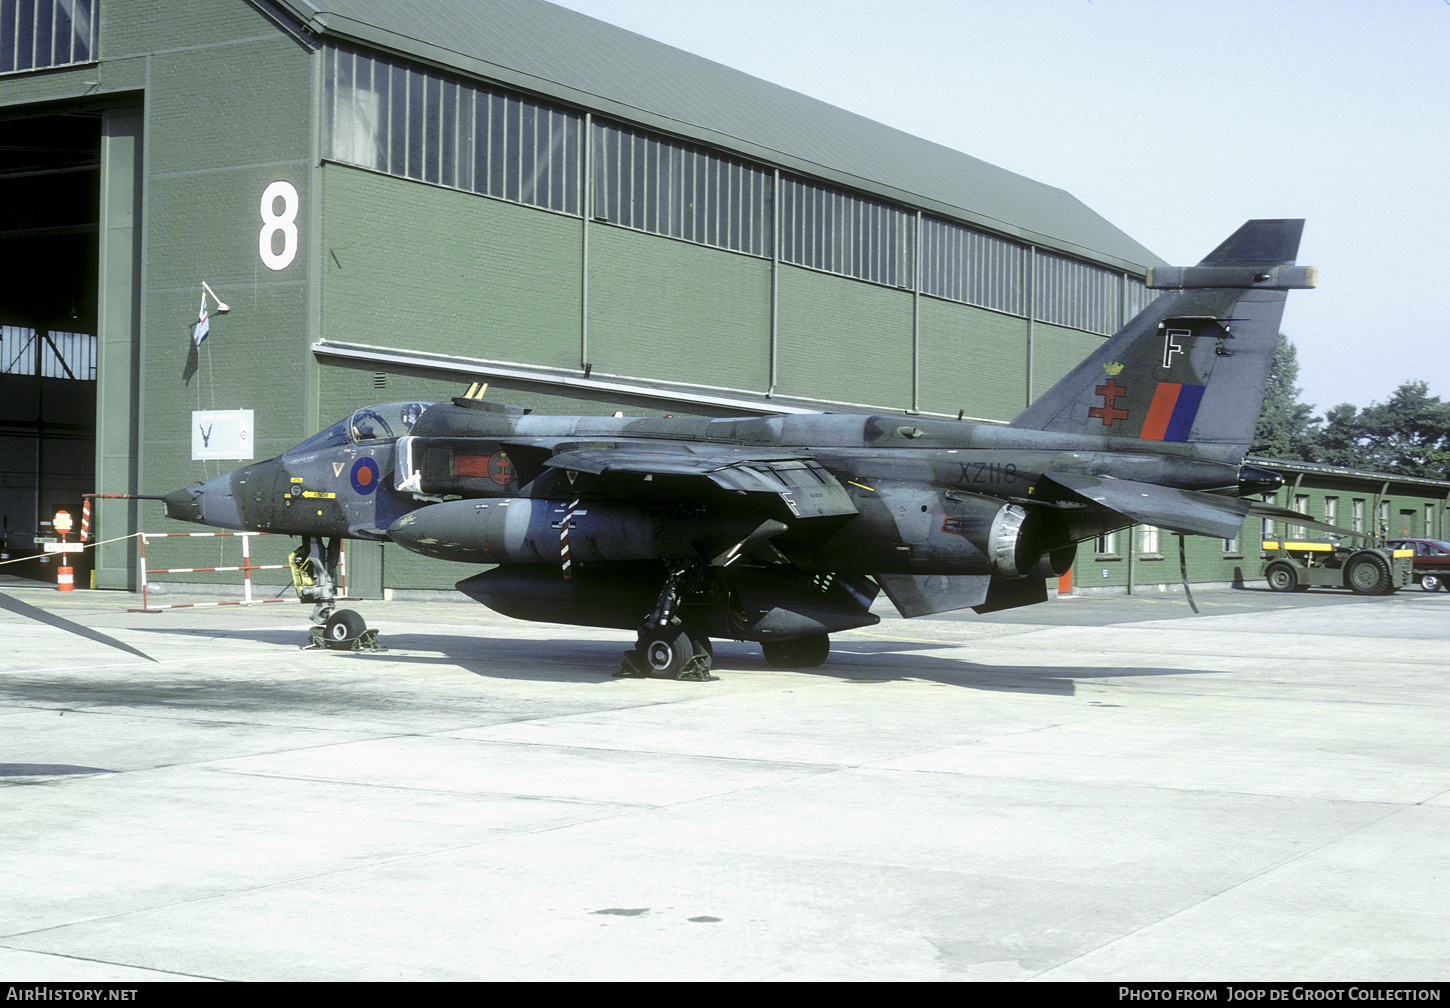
[164,220,1328,676]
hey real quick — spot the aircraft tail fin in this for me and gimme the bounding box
[1009,219,1313,455]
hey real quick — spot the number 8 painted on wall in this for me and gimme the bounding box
[259,180,298,270]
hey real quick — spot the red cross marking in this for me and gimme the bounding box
[1089,378,1130,426]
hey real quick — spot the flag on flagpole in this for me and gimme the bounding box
[193,293,210,346]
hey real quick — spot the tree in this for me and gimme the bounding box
[1253,334,1319,460]
[1311,382,1450,480]
[1313,401,1366,469]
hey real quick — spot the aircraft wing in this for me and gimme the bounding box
[544,449,858,519]
[1046,472,1366,543]
[1044,472,1251,539]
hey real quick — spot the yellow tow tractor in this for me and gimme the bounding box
[1262,538,1414,595]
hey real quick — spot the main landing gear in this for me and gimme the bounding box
[291,537,387,653]
[614,561,833,680]
[617,561,715,680]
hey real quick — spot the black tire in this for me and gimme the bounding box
[685,629,714,661]
[324,608,367,642]
[639,628,693,677]
[1421,573,1445,593]
[761,634,830,668]
[1265,564,1299,593]
[1345,554,1394,596]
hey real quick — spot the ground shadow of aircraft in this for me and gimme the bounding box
[7,619,1229,700]
[124,619,1224,697]
[151,219,1346,681]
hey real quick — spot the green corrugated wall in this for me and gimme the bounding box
[774,266,912,408]
[586,226,770,390]
[321,167,583,371]
[918,299,1029,420]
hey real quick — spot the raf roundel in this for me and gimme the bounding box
[350,457,380,495]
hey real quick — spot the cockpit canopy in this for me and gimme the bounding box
[285,402,434,456]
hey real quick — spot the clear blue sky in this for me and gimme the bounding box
[549,0,1449,415]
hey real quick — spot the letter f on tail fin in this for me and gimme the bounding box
[1009,219,1314,459]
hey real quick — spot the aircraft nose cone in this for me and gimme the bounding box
[163,484,206,524]
[162,473,245,529]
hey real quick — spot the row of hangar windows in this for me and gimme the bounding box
[0,0,94,75]
[2,3,1149,338]
[324,45,1154,337]
[3,3,1148,337]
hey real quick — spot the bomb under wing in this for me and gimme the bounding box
[162,219,1336,680]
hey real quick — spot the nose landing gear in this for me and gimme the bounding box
[293,537,387,652]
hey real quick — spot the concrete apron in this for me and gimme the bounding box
[1,587,1447,982]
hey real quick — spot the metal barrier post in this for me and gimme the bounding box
[242,533,253,604]
[138,534,149,610]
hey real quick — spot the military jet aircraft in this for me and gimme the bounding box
[162,219,1328,679]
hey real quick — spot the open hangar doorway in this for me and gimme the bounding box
[0,111,99,585]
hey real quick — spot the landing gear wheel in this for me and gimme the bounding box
[1421,573,1445,593]
[323,608,367,643]
[641,628,692,677]
[1266,564,1299,593]
[618,628,717,680]
[1346,555,1394,596]
[761,634,830,669]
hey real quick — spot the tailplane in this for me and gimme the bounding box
[1009,219,1313,456]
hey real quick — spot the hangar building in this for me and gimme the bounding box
[1,0,1443,598]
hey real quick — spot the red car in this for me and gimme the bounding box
[1385,539,1450,592]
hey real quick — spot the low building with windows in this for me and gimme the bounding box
[2,0,1434,598]
[1079,457,1450,595]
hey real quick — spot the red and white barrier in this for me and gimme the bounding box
[129,532,293,613]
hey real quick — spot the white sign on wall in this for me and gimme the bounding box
[192,410,254,460]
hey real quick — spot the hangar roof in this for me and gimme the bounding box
[272,0,1162,270]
